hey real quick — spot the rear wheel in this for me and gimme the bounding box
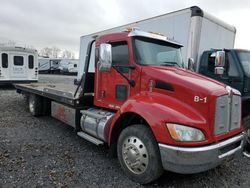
[243,116,250,151]
[42,98,51,115]
[29,94,43,116]
[117,124,163,184]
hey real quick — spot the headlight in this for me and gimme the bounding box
[166,123,205,142]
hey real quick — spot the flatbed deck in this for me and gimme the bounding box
[15,83,93,107]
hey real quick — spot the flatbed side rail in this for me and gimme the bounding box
[16,84,77,107]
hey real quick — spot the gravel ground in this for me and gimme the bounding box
[0,74,249,187]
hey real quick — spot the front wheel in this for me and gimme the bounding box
[243,116,250,151]
[117,124,163,184]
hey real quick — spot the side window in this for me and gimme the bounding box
[227,53,239,77]
[199,52,216,75]
[14,56,24,66]
[207,53,215,74]
[204,52,240,77]
[111,42,129,73]
[2,53,8,68]
[28,55,34,69]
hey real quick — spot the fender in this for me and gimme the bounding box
[109,91,209,146]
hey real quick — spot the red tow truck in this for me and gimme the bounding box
[16,29,245,184]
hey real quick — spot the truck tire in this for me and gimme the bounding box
[29,94,43,116]
[117,124,163,184]
[243,116,250,150]
[23,94,29,104]
[42,98,51,115]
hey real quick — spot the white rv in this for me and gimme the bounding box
[38,58,61,73]
[77,6,235,81]
[0,46,38,85]
[59,59,79,74]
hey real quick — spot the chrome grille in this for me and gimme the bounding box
[214,95,241,135]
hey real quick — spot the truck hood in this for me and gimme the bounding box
[141,66,228,96]
[140,66,234,136]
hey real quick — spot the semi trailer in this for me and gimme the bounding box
[16,29,245,184]
[76,6,249,150]
[0,46,38,85]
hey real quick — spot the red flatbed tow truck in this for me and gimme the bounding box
[16,29,245,184]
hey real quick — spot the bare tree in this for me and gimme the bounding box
[39,47,53,57]
[62,50,75,59]
[7,40,16,46]
[0,40,16,47]
[39,46,75,59]
[51,46,61,58]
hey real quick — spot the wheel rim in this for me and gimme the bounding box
[29,98,35,113]
[122,136,149,175]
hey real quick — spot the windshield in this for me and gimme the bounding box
[237,51,250,76]
[134,36,183,67]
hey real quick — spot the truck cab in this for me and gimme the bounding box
[198,49,250,149]
[16,29,246,184]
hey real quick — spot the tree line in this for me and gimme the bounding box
[39,46,75,59]
[0,40,76,59]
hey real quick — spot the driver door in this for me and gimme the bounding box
[96,41,130,109]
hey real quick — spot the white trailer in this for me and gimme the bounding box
[77,6,236,80]
[38,58,61,73]
[59,59,79,74]
[0,46,38,85]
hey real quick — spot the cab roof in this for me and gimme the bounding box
[96,28,183,47]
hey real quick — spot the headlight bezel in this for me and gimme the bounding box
[166,123,205,142]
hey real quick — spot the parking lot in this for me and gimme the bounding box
[0,74,249,187]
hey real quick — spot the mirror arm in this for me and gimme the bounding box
[112,65,135,87]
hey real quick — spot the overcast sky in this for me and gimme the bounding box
[0,0,250,57]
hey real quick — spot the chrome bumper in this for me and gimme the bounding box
[159,134,245,174]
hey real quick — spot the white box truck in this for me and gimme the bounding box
[77,6,236,81]
[0,46,38,85]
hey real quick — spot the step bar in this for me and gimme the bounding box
[77,131,104,146]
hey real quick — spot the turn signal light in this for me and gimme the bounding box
[125,27,140,32]
[148,31,164,36]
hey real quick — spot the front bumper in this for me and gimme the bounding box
[159,133,245,174]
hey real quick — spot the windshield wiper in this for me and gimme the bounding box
[160,62,180,67]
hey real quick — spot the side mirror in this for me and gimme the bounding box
[188,58,194,71]
[99,43,112,72]
[215,51,225,67]
[214,51,225,75]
